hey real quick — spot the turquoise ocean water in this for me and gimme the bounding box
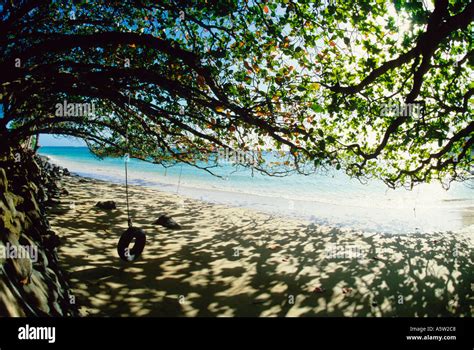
[39,146,473,234]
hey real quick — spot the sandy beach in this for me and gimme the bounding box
[47,174,473,317]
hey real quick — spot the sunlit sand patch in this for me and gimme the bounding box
[48,176,473,317]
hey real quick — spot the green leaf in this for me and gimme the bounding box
[310,103,324,113]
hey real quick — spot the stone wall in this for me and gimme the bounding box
[0,149,77,316]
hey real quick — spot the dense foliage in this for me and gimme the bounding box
[1,0,472,188]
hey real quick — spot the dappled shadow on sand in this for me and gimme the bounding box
[47,176,473,317]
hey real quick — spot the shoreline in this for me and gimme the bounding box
[39,153,474,235]
[47,173,473,317]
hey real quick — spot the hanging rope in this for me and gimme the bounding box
[125,153,132,228]
[176,164,183,194]
[116,88,146,262]
[125,90,132,228]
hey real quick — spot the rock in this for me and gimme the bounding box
[5,256,33,286]
[60,188,69,196]
[0,168,8,192]
[63,168,70,176]
[95,201,116,210]
[0,279,27,316]
[33,250,49,273]
[154,215,181,229]
[43,233,61,250]
[22,271,51,315]
[50,301,63,316]
[0,149,77,316]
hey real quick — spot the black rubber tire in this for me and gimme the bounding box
[117,227,146,261]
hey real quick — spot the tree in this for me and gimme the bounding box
[1,0,472,188]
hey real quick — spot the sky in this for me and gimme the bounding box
[39,134,86,147]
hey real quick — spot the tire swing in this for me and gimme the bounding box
[117,123,146,262]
